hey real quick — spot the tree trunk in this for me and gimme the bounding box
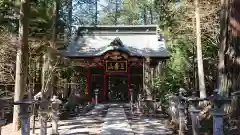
[114,0,119,25]
[65,0,72,46]
[95,0,98,25]
[12,0,30,131]
[42,0,60,98]
[49,0,60,97]
[143,8,147,25]
[218,0,230,96]
[150,7,153,24]
[219,0,240,117]
[41,53,49,97]
[195,0,207,99]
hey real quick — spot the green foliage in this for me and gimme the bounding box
[99,0,156,25]
[153,0,220,99]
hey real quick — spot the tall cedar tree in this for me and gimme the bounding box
[13,0,30,131]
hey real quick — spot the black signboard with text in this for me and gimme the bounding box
[105,61,127,72]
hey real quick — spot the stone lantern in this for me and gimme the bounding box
[207,89,231,135]
[51,96,62,135]
[13,100,32,135]
[0,99,7,135]
[129,88,134,112]
[94,89,99,105]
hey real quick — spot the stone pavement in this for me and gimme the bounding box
[31,104,109,135]
[124,104,176,135]
[1,103,175,135]
[100,104,133,135]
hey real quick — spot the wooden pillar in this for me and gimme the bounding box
[143,58,152,100]
[128,63,131,100]
[150,67,154,86]
[104,72,107,101]
[87,67,91,101]
[63,81,68,99]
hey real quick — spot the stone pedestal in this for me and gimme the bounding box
[51,96,62,135]
[0,108,6,135]
[188,97,205,135]
[32,103,36,134]
[94,89,99,105]
[211,101,228,135]
[129,89,133,113]
[178,89,187,135]
[0,119,6,135]
[14,101,32,135]
[20,113,30,135]
[178,102,185,135]
[207,90,231,135]
[39,100,50,135]
[39,110,48,135]
[136,94,141,113]
[212,111,224,135]
[190,109,200,135]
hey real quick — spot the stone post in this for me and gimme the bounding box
[51,96,62,135]
[39,100,50,135]
[0,108,6,135]
[178,100,185,135]
[94,89,99,105]
[188,98,203,135]
[129,88,134,112]
[178,88,187,135]
[0,119,6,135]
[212,107,225,135]
[13,101,32,135]
[207,89,231,135]
[136,93,141,113]
[32,103,36,134]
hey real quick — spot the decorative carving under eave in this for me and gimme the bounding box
[104,51,128,60]
[109,55,122,60]
[89,62,104,67]
[129,57,139,62]
[93,57,101,62]
[129,58,143,66]
[131,61,143,66]
[72,59,104,67]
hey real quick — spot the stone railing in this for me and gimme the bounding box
[13,96,62,135]
[13,94,94,135]
[26,92,94,135]
[167,88,233,135]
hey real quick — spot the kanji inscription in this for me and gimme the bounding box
[106,61,127,72]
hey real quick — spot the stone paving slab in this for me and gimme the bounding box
[130,116,176,135]
[123,104,176,135]
[100,105,133,135]
[1,103,175,135]
[30,104,108,135]
[1,123,20,135]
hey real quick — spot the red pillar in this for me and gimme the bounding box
[87,67,91,101]
[128,62,131,100]
[104,72,107,101]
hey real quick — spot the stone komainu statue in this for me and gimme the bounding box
[64,90,88,113]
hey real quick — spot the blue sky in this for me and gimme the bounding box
[99,0,107,6]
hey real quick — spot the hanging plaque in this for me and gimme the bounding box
[105,61,127,72]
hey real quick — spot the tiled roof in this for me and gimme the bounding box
[61,25,170,58]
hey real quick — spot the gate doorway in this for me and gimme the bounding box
[107,75,128,102]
